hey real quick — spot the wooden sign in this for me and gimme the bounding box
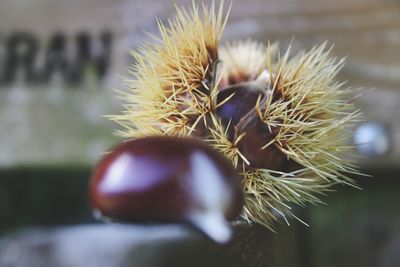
[0,0,399,168]
[0,0,172,167]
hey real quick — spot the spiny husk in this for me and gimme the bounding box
[219,40,277,87]
[111,1,363,229]
[111,1,228,138]
[215,42,363,228]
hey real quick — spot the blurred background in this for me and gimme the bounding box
[0,0,399,266]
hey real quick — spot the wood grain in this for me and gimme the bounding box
[0,0,399,168]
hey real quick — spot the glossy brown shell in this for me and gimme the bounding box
[89,136,243,223]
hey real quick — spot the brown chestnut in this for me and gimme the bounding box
[216,83,264,140]
[89,136,243,243]
[216,71,300,172]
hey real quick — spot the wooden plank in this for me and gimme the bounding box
[0,0,398,168]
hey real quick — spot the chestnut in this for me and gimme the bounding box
[89,136,243,243]
[216,83,264,140]
[216,72,300,172]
